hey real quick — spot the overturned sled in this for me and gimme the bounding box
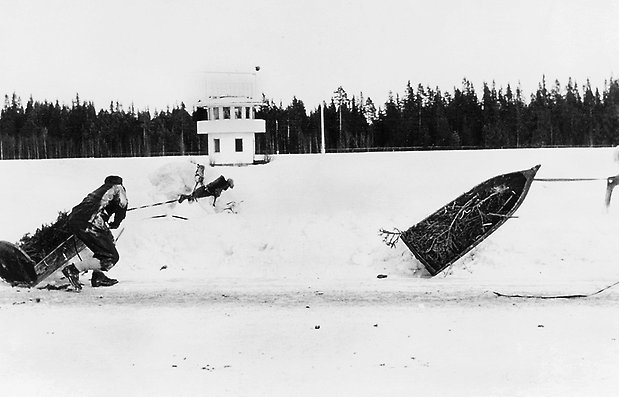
[392,165,540,276]
[0,235,96,288]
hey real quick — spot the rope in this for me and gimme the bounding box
[493,280,619,299]
[72,235,83,262]
[127,198,178,212]
[534,177,605,182]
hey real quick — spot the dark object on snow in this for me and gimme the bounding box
[377,274,388,279]
[150,214,189,221]
[0,241,37,284]
[37,283,70,291]
[398,165,540,276]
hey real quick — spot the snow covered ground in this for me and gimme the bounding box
[1,148,619,396]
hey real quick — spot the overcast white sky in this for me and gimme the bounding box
[1,0,618,111]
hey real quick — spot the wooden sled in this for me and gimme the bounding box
[399,164,541,276]
[0,235,96,288]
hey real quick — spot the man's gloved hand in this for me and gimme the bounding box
[109,221,120,229]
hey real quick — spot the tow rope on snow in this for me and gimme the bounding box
[492,280,619,299]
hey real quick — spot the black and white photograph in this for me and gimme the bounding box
[1,0,619,396]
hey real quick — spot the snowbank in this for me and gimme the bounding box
[2,148,619,285]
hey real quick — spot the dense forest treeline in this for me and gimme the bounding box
[2,76,619,159]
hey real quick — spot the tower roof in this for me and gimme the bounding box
[196,96,263,108]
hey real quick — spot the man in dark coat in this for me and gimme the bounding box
[178,175,234,206]
[62,175,128,290]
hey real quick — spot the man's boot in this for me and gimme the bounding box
[91,270,118,287]
[62,264,82,291]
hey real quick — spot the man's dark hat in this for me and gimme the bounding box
[104,175,123,185]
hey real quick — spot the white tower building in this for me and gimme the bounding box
[196,70,266,165]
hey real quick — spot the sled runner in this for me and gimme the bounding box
[398,164,540,276]
[0,235,91,288]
